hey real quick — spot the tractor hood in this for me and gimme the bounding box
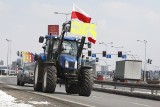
[60,54,77,69]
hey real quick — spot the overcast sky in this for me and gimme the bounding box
[0,0,160,70]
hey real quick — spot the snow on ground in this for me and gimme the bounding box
[0,90,51,107]
[28,101,50,105]
[0,90,34,107]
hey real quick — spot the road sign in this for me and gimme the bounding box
[48,25,59,36]
[92,54,96,57]
[106,54,111,58]
[122,55,127,59]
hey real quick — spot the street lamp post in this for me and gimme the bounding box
[99,42,113,52]
[99,42,113,66]
[54,12,71,22]
[137,40,147,81]
[111,46,123,60]
[54,12,71,36]
[6,39,11,76]
[123,51,132,60]
[132,54,139,60]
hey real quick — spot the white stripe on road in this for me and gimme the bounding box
[129,102,150,107]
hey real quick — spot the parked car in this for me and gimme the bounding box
[17,62,35,86]
[96,74,106,81]
[9,70,17,76]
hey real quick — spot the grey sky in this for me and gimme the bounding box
[0,0,160,70]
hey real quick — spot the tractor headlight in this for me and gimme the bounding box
[65,60,69,68]
[74,61,77,69]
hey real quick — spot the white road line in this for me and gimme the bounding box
[92,96,103,99]
[131,102,150,107]
[114,98,151,107]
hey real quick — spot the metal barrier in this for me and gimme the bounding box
[94,80,160,95]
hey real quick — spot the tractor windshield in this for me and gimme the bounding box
[45,38,78,56]
[62,40,78,56]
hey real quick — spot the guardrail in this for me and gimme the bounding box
[94,80,160,95]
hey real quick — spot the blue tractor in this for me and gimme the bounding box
[34,21,93,96]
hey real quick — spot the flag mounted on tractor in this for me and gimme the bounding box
[71,4,96,44]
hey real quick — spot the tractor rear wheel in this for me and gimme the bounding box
[20,80,24,86]
[65,84,78,94]
[78,68,93,97]
[42,66,57,93]
[17,78,20,85]
[34,62,42,91]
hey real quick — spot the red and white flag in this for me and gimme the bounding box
[71,4,91,23]
[71,4,96,44]
[88,37,96,44]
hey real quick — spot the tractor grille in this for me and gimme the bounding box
[69,62,75,68]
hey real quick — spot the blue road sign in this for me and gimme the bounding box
[122,54,127,59]
[92,54,96,57]
[106,54,111,58]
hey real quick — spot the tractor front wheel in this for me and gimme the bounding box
[34,62,42,91]
[42,66,57,93]
[78,68,93,97]
[17,78,20,85]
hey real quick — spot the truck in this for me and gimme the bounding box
[34,21,93,96]
[113,60,142,82]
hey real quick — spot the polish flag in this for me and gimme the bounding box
[71,4,91,23]
[88,37,96,44]
[71,4,96,44]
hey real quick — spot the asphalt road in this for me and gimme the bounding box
[0,76,160,107]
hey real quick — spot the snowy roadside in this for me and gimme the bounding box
[0,90,34,107]
[0,76,77,107]
[0,89,52,107]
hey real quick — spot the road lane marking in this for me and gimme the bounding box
[92,96,103,99]
[131,102,150,107]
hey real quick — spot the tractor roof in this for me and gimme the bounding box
[45,35,80,41]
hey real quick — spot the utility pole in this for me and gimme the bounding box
[137,40,147,81]
[111,46,123,61]
[99,42,113,66]
[6,39,11,76]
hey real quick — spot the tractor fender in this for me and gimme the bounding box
[40,53,46,61]
[80,65,92,70]
[35,53,46,62]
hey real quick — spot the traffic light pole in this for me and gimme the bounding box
[99,42,113,67]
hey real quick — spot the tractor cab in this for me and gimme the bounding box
[39,35,80,70]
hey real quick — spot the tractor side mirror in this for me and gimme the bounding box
[39,36,44,43]
[17,51,20,56]
[42,45,46,50]
[34,54,38,61]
